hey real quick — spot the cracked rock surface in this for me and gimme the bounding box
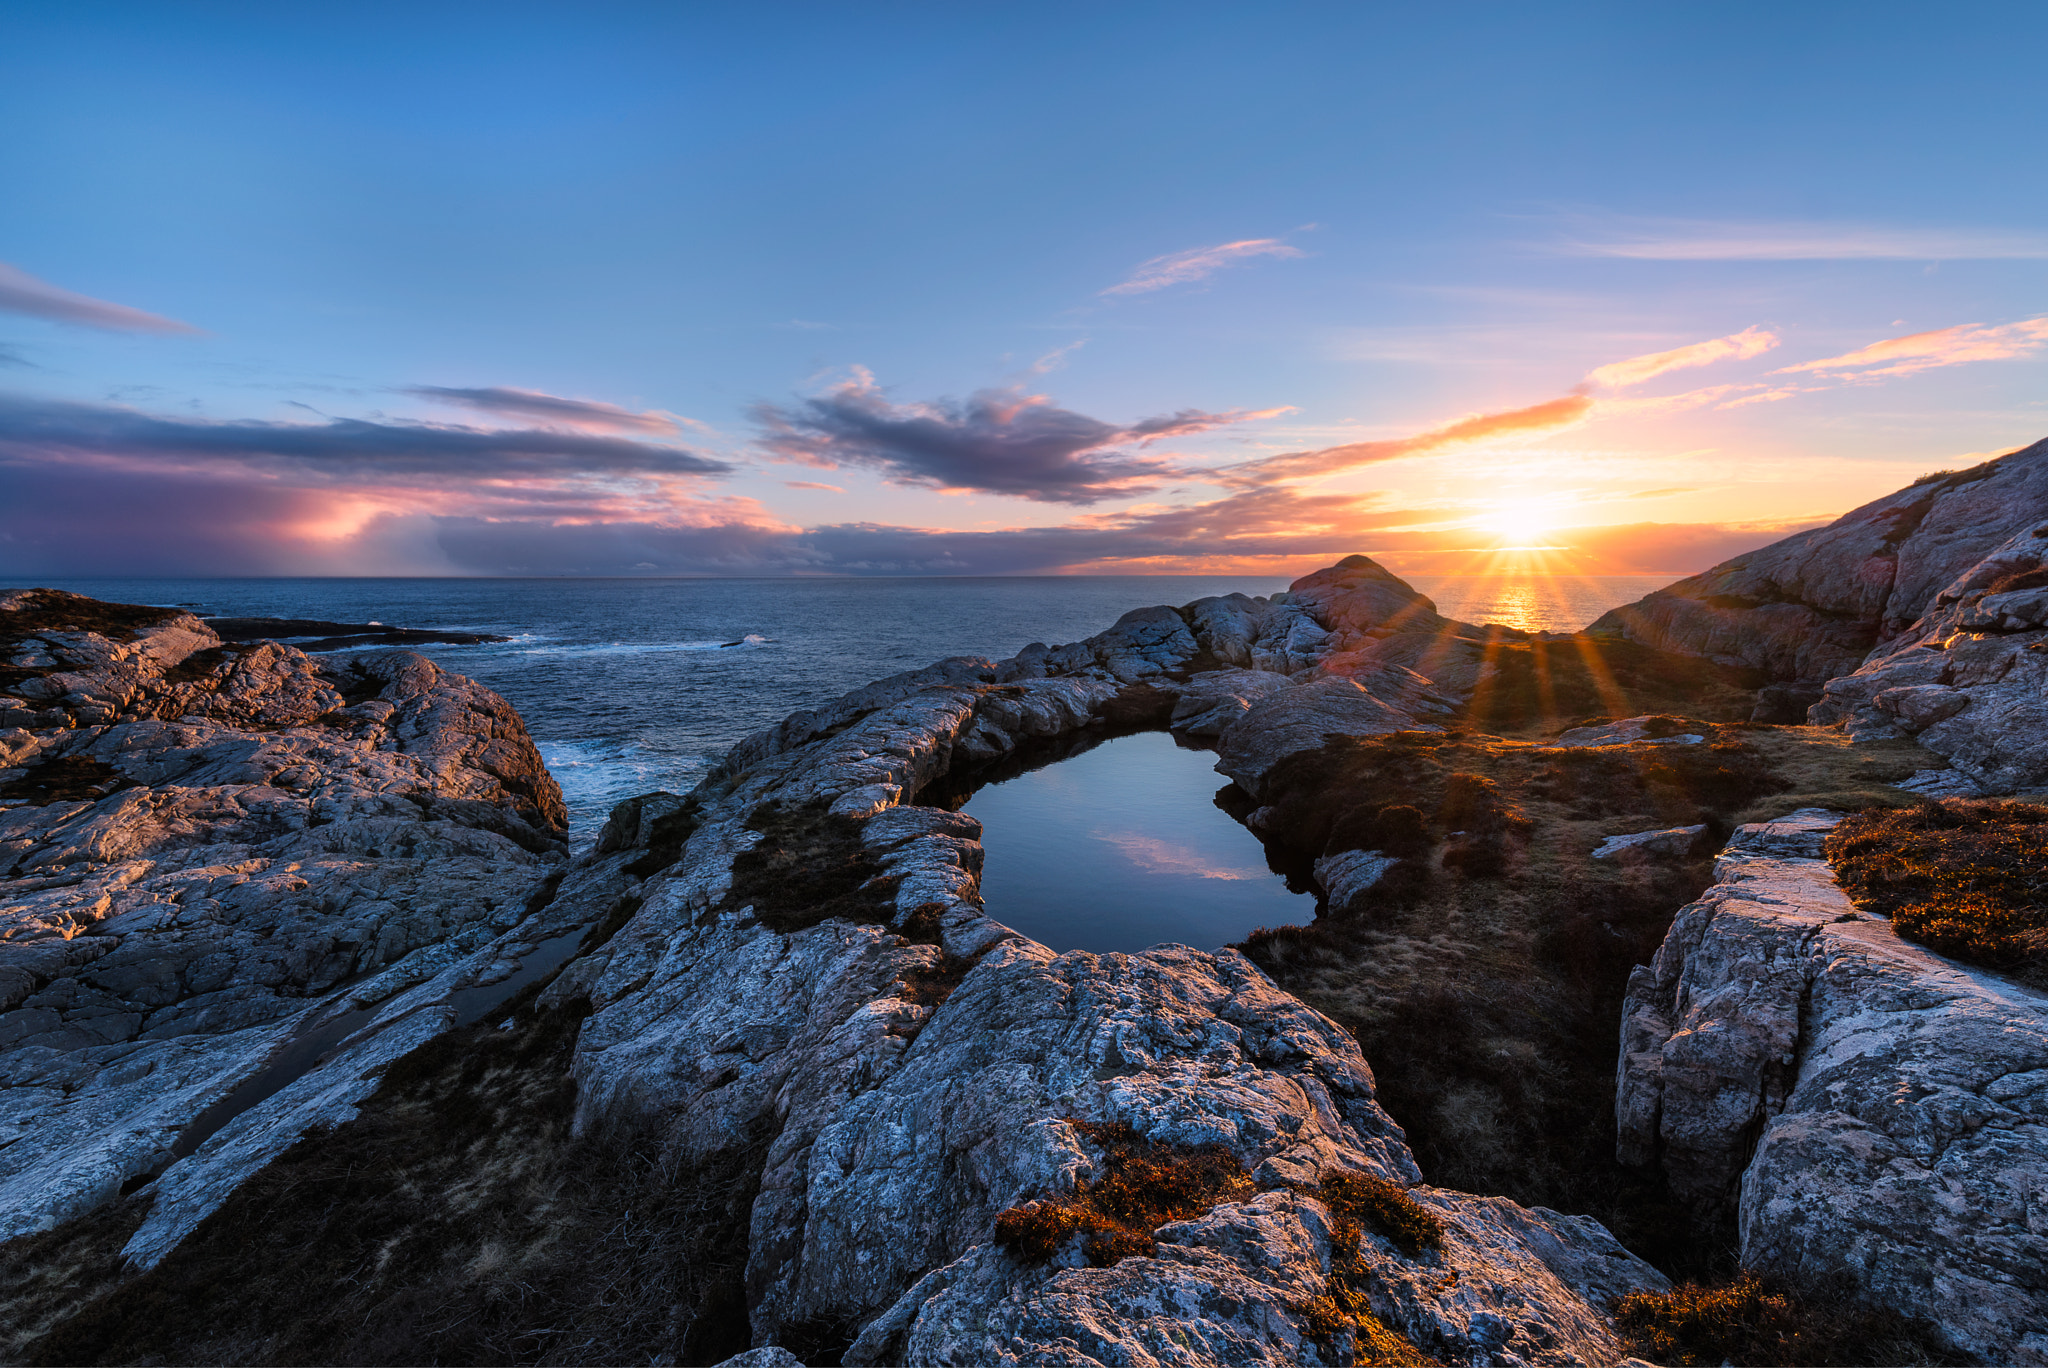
[0,589,576,1249]
[560,587,1666,1365]
[1616,809,2048,1365]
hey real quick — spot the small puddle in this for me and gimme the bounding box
[160,926,589,1171]
[960,730,1312,955]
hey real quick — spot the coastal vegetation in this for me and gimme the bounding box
[1828,798,2048,986]
[1234,716,1937,1273]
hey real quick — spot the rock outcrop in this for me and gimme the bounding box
[1590,437,2048,689]
[1616,810,2048,1365]
[556,597,1667,1365]
[0,590,581,1253]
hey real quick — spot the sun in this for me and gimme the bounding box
[1479,502,1559,547]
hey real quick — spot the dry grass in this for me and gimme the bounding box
[726,798,905,935]
[994,1120,1253,1267]
[1232,720,1944,1276]
[1616,1271,1966,1366]
[1829,798,2048,985]
[20,984,765,1367]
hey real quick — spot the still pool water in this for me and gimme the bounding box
[962,731,1312,954]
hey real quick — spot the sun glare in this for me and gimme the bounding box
[1480,502,1560,547]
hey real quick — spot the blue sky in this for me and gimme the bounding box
[3,2,2045,575]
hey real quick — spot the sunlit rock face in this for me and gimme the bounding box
[1618,811,2048,1366]
[561,587,1667,1365]
[0,590,575,1251]
[1590,436,2048,689]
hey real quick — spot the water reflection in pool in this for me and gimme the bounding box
[960,730,1313,954]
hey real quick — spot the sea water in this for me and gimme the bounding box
[34,574,1669,845]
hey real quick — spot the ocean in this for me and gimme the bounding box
[31,573,1670,843]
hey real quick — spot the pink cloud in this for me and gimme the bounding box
[1774,315,2048,378]
[406,385,681,434]
[0,261,199,334]
[1586,325,1778,388]
[1230,393,1594,484]
[1101,238,1304,296]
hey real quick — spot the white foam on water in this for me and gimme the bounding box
[507,634,774,658]
[538,738,702,846]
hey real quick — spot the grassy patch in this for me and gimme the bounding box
[24,985,764,1367]
[0,590,185,644]
[1233,726,1797,1272]
[1294,1171,1442,1365]
[726,798,902,934]
[1828,799,2048,986]
[1460,637,1767,737]
[1616,1271,1966,1366]
[993,1119,1253,1267]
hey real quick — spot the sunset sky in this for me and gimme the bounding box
[2,2,2045,578]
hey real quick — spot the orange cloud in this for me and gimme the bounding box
[1231,393,1593,484]
[1101,238,1303,296]
[1774,315,2048,378]
[1586,325,1778,388]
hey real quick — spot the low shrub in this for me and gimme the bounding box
[1828,799,2048,984]
[1326,803,1432,858]
[993,1120,1252,1267]
[1616,1271,1964,1366]
[1316,1169,1444,1256]
[726,799,901,933]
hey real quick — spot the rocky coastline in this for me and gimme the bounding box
[4,436,2048,1365]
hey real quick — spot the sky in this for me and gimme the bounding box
[2,1,2045,579]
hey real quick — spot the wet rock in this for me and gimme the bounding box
[1617,810,2048,1364]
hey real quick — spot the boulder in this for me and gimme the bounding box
[1616,810,2048,1364]
[1590,825,1708,864]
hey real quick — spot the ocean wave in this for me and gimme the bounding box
[537,738,703,845]
[507,633,773,658]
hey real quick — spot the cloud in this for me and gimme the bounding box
[785,480,844,491]
[0,344,30,368]
[1557,219,2048,261]
[1586,326,1778,388]
[1228,394,1594,485]
[0,261,200,334]
[0,393,729,487]
[750,369,1273,504]
[406,385,681,434]
[1101,238,1303,296]
[1772,315,2048,379]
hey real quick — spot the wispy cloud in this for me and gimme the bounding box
[1772,315,2048,379]
[1557,218,2048,261]
[0,393,729,491]
[1101,238,1303,296]
[784,479,844,492]
[406,385,681,434]
[751,368,1281,504]
[0,262,200,334]
[1586,325,1778,388]
[1228,394,1594,485]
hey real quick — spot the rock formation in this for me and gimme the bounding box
[1616,810,2048,1365]
[558,598,1670,1365]
[1592,437,2048,744]
[0,590,586,1259]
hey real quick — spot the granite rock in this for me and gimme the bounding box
[1616,810,2048,1364]
[0,590,575,1251]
